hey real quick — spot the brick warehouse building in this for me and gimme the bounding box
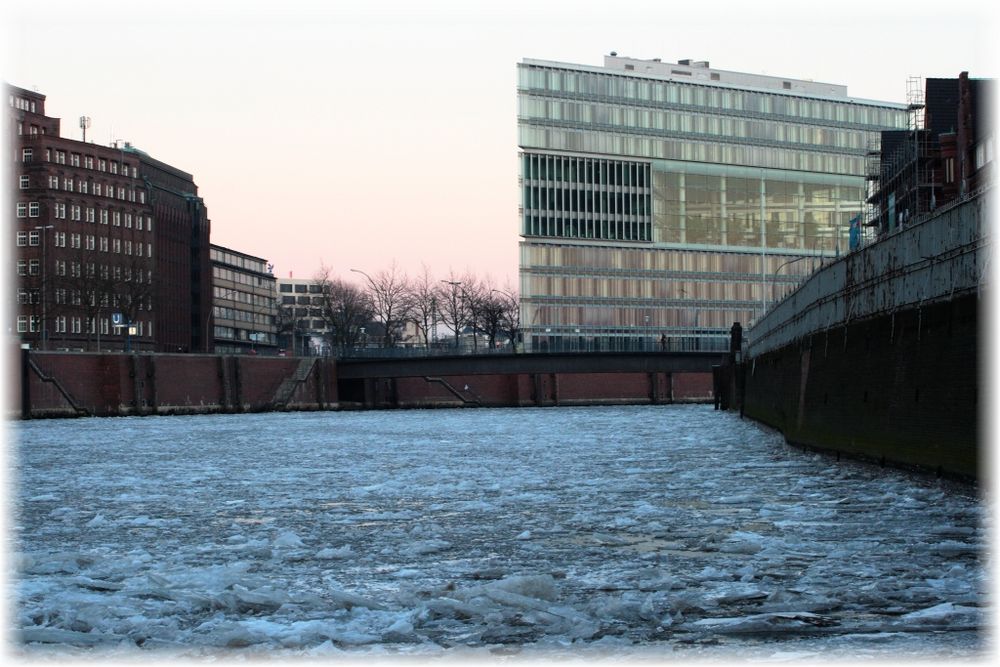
[7,84,212,352]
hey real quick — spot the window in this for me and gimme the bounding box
[79,181,88,194]
[72,233,82,249]
[71,205,81,221]
[98,159,106,172]
[139,190,146,204]
[55,260,66,276]
[16,232,27,246]
[17,260,27,275]
[29,231,40,246]
[29,202,40,217]
[94,183,101,196]
[86,207,95,223]
[54,203,66,219]
[54,232,65,247]
[19,176,29,189]
[85,235,94,250]
[113,238,121,254]
[22,148,33,162]
[16,203,27,218]
[101,210,109,225]
[48,176,59,189]
[110,162,118,174]
[85,156,94,169]
[117,187,125,200]
[64,178,73,191]
[113,211,120,226]
[55,150,65,164]
[124,213,132,228]
[125,240,132,255]
[55,316,67,334]
[29,259,40,275]
[17,316,27,333]
[70,153,80,167]
[136,215,143,230]
[99,237,108,252]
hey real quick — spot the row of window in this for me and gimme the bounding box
[517,65,908,129]
[278,283,323,294]
[19,172,149,204]
[210,248,270,274]
[212,267,276,289]
[519,125,868,177]
[16,201,152,231]
[10,94,38,113]
[17,231,152,256]
[519,96,873,153]
[17,259,153,284]
[20,146,136,177]
[520,302,756,333]
[213,326,276,344]
[17,315,152,337]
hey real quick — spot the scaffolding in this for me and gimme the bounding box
[865,76,939,238]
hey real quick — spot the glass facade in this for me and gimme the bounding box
[518,58,908,351]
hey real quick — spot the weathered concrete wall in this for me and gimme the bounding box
[743,294,979,479]
[740,194,988,480]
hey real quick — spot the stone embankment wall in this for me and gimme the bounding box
[741,193,988,480]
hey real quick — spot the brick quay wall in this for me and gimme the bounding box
[14,349,720,419]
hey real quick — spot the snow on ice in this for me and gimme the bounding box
[10,405,988,659]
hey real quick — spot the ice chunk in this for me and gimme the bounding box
[315,545,353,560]
[273,531,305,547]
[516,530,532,540]
[899,602,979,625]
[327,588,384,611]
[84,514,106,528]
[684,611,838,634]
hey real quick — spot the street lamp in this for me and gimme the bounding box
[34,224,54,350]
[767,255,818,309]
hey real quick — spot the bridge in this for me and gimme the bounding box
[335,350,726,409]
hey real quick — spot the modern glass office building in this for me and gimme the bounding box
[518,55,908,351]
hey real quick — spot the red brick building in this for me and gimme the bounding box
[8,84,212,352]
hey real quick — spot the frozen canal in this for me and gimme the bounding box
[10,405,989,660]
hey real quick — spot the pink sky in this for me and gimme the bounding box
[4,0,995,289]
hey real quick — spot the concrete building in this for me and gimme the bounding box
[275,276,332,356]
[210,245,277,354]
[517,55,909,352]
[9,85,158,351]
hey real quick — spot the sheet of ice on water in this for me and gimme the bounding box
[11,405,987,660]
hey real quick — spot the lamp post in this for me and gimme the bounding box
[34,224,54,350]
[767,255,817,310]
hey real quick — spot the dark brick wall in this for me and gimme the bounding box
[742,294,980,479]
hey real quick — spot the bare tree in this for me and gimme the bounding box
[472,277,506,349]
[495,285,522,352]
[108,253,155,351]
[314,265,373,355]
[352,262,413,347]
[437,270,472,349]
[408,264,438,348]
